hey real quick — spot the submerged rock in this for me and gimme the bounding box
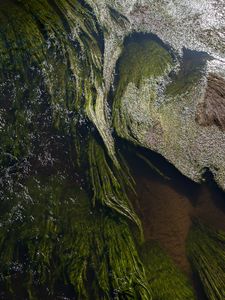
[88,0,225,189]
[79,0,225,189]
[113,36,225,189]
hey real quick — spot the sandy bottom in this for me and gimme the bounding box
[135,176,193,274]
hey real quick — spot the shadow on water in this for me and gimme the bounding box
[123,32,176,55]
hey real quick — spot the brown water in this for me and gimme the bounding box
[124,145,225,299]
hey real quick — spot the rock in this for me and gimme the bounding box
[87,0,225,190]
[113,36,225,190]
[196,74,225,131]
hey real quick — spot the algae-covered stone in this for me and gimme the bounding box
[88,0,225,190]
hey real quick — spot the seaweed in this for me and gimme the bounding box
[187,221,225,300]
[0,174,150,299]
[141,241,196,300]
[88,136,141,229]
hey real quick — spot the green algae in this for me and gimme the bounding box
[115,39,173,99]
[1,2,222,300]
[140,241,196,300]
[0,1,151,298]
[0,0,103,165]
[187,221,225,300]
[88,137,141,229]
[112,38,173,142]
[0,174,150,299]
[124,40,172,80]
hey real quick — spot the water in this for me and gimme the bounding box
[123,143,225,300]
[0,1,225,299]
[3,137,225,299]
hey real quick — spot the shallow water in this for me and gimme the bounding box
[126,145,225,264]
[124,144,225,300]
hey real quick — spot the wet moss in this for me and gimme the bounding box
[187,221,225,300]
[141,241,196,300]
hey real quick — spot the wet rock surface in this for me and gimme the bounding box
[86,0,225,190]
[112,34,225,190]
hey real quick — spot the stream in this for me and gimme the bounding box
[0,1,225,299]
